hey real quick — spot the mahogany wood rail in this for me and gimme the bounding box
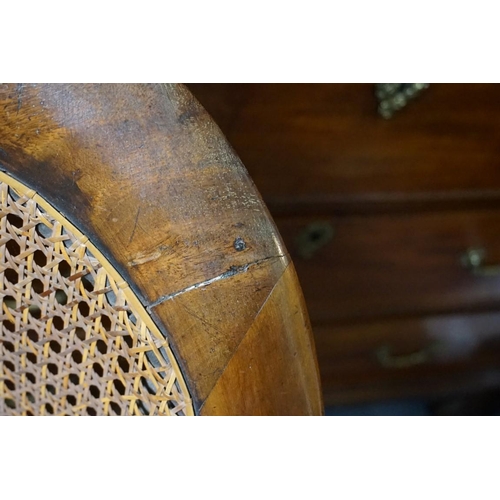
[0,83,322,415]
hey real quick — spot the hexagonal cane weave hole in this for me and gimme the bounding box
[0,173,192,416]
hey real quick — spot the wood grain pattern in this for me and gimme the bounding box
[188,84,500,213]
[200,264,322,416]
[188,83,500,407]
[0,84,282,303]
[0,83,322,415]
[276,209,500,322]
[316,311,500,405]
[152,254,288,404]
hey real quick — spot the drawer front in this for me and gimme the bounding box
[189,84,500,207]
[315,312,500,405]
[276,210,500,322]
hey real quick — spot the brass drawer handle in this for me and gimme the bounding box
[375,83,429,119]
[375,344,439,369]
[461,247,500,277]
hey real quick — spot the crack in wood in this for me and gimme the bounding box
[146,254,285,310]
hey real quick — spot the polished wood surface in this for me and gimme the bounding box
[277,209,500,322]
[200,264,321,415]
[0,83,322,415]
[188,83,500,407]
[188,83,500,213]
[317,311,500,405]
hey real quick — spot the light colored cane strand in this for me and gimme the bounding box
[0,171,193,416]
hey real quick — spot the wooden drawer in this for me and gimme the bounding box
[315,311,500,405]
[276,209,500,322]
[189,84,500,211]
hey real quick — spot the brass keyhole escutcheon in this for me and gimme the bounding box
[296,221,334,259]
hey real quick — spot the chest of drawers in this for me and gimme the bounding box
[188,83,500,405]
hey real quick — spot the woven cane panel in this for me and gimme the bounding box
[0,172,193,416]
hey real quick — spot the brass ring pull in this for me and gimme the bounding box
[461,247,500,277]
[375,344,439,369]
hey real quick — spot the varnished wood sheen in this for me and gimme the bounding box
[317,311,500,405]
[188,84,500,211]
[200,265,321,415]
[277,209,500,322]
[189,83,500,407]
[0,83,322,415]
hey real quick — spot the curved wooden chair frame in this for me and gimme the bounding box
[0,83,322,415]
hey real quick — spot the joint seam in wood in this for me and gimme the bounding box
[147,254,286,310]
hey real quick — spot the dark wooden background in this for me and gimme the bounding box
[188,84,500,411]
